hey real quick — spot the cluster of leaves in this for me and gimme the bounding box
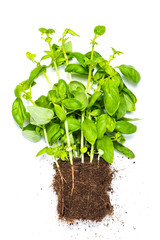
[12,26,140,165]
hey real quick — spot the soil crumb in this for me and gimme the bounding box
[52,157,114,223]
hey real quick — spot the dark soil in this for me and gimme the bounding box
[53,157,114,223]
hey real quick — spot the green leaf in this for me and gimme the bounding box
[66,117,81,132]
[115,121,137,134]
[39,28,55,34]
[119,64,141,84]
[82,119,97,145]
[94,25,106,36]
[28,65,46,87]
[12,98,27,128]
[74,92,88,110]
[48,90,60,104]
[69,81,85,95]
[14,85,23,98]
[71,52,86,67]
[106,115,116,132]
[121,117,141,122]
[50,129,64,144]
[36,147,48,157]
[93,70,105,82]
[46,122,60,143]
[54,104,66,121]
[97,113,116,139]
[41,55,51,61]
[116,93,127,119]
[57,79,68,100]
[39,28,47,34]
[22,129,41,142]
[114,142,135,159]
[28,106,54,125]
[65,28,80,37]
[80,147,87,153]
[123,92,136,111]
[35,95,51,108]
[88,91,101,108]
[85,51,102,59]
[102,78,120,116]
[96,114,108,139]
[65,64,88,75]
[62,98,83,110]
[26,52,36,61]
[63,41,72,53]
[123,87,137,103]
[90,109,102,117]
[97,135,114,163]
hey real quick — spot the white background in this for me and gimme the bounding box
[1,0,160,239]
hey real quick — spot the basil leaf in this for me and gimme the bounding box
[116,93,127,120]
[28,65,46,87]
[22,129,41,142]
[54,104,66,121]
[74,92,88,110]
[58,79,68,100]
[119,64,141,84]
[123,92,136,111]
[96,114,108,139]
[65,64,88,75]
[62,98,82,110]
[12,98,27,128]
[28,106,54,125]
[115,121,137,134]
[66,117,81,132]
[36,147,48,157]
[82,119,97,145]
[46,122,60,143]
[97,135,114,163]
[94,25,106,36]
[106,115,116,132]
[123,87,137,103]
[63,41,72,53]
[48,90,61,104]
[35,95,51,109]
[88,91,101,108]
[93,70,105,82]
[90,109,102,117]
[69,81,85,95]
[102,78,120,116]
[50,129,64,144]
[71,52,86,67]
[85,51,102,60]
[114,142,135,159]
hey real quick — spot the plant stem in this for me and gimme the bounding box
[48,41,60,80]
[86,36,96,94]
[90,144,94,163]
[43,125,49,147]
[64,113,73,165]
[81,111,85,163]
[62,39,72,82]
[43,72,52,89]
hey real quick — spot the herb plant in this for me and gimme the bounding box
[12,26,140,193]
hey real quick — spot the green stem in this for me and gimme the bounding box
[43,72,52,89]
[64,117,73,165]
[43,125,60,168]
[43,126,49,147]
[81,111,85,163]
[90,144,94,163]
[62,39,72,82]
[86,37,96,94]
[48,41,60,80]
